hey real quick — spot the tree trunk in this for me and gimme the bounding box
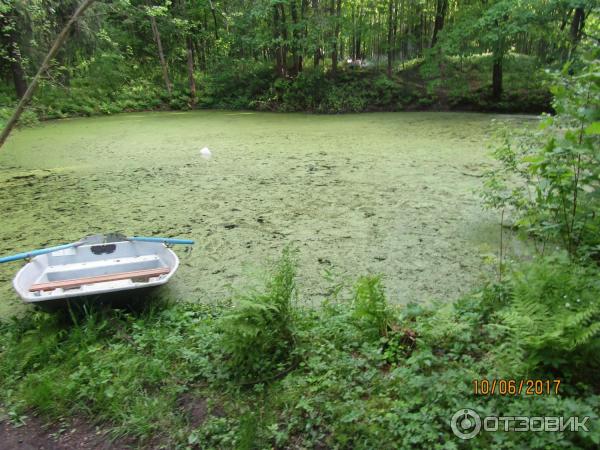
[430,0,447,48]
[290,0,300,75]
[209,0,219,39]
[7,37,28,98]
[419,10,424,55]
[331,0,341,74]
[187,36,196,107]
[150,15,172,97]
[299,0,307,72]
[279,4,289,76]
[387,0,393,78]
[0,0,96,149]
[492,54,502,100]
[312,0,320,67]
[351,4,356,60]
[0,13,28,98]
[569,7,585,52]
[356,5,363,59]
[392,0,399,57]
[491,17,505,100]
[273,5,284,76]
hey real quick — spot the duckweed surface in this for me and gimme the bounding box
[0,111,532,316]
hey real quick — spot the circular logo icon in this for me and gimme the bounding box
[451,408,481,440]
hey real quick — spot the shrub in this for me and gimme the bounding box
[483,41,600,259]
[497,254,600,380]
[1,267,599,448]
[219,249,297,382]
[351,275,390,339]
[0,107,39,129]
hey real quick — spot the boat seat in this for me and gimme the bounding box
[30,267,171,292]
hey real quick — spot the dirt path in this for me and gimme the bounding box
[0,417,138,450]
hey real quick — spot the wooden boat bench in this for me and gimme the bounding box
[30,267,171,292]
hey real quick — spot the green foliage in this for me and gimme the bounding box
[0,56,551,123]
[200,60,276,110]
[483,38,600,259]
[497,254,600,379]
[219,249,297,382]
[0,107,38,129]
[351,275,390,339]
[1,260,599,448]
[420,52,551,112]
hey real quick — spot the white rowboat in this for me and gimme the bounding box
[3,234,193,305]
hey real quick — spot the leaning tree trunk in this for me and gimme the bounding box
[0,0,96,149]
[150,15,172,97]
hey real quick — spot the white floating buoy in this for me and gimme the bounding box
[200,147,212,160]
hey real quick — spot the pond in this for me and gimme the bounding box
[0,111,532,316]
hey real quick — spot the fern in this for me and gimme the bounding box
[351,275,390,339]
[219,249,297,382]
[499,254,600,375]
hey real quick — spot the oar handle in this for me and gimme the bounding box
[0,241,82,264]
[128,236,195,245]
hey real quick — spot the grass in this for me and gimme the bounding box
[0,252,599,448]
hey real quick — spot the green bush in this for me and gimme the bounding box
[0,260,599,448]
[219,249,297,382]
[0,52,552,121]
[351,275,390,339]
[0,107,39,129]
[497,255,600,380]
[483,42,600,259]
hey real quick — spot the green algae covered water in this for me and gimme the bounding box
[0,111,532,316]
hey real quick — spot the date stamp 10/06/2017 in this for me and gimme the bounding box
[472,379,561,396]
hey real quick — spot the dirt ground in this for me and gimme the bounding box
[0,111,535,316]
[0,417,139,450]
[0,392,224,449]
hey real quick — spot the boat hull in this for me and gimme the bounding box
[13,238,179,304]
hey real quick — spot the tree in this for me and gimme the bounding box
[430,0,447,48]
[439,0,539,99]
[483,37,600,258]
[0,3,28,98]
[0,0,97,149]
[148,7,172,96]
[331,0,342,74]
[386,0,393,77]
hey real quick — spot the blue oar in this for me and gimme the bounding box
[128,236,195,245]
[0,241,84,264]
[0,236,194,264]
